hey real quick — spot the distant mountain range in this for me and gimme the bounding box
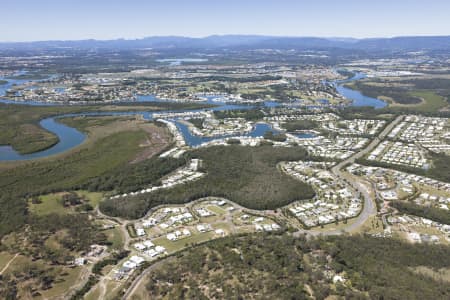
[1,35,449,51]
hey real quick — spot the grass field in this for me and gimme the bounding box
[386,90,448,112]
[406,91,448,112]
[104,227,124,250]
[153,231,216,253]
[29,191,104,216]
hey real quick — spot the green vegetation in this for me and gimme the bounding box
[357,152,450,184]
[392,201,450,225]
[24,213,107,262]
[70,275,99,300]
[345,77,449,113]
[0,101,213,154]
[0,130,147,238]
[263,131,287,142]
[6,73,51,80]
[0,256,83,299]
[58,116,135,132]
[153,232,216,253]
[83,156,185,193]
[188,118,204,129]
[337,69,355,79]
[92,250,129,275]
[0,131,146,195]
[345,81,423,105]
[29,191,103,216]
[103,227,124,250]
[100,145,315,219]
[0,104,90,154]
[214,109,264,121]
[282,119,319,131]
[140,233,450,300]
[407,91,448,113]
[0,212,106,299]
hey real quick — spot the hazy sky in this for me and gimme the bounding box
[2,0,449,42]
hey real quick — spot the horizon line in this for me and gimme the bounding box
[1,33,449,44]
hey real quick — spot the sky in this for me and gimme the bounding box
[1,0,450,42]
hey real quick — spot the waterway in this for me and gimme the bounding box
[334,72,387,108]
[0,72,386,161]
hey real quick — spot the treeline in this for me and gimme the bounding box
[325,235,450,299]
[100,145,315,219]
[92,250,130,274]
[213,109,265,120]
[402,78,450,102]
[0,130,150,238]
[347,81,423,104]
[82,156,186,193]
[188,118,204,129]
[392,201,450,225]
[263,131,287,142]
[283,119,319,131]
[196,75,282,83]
[241,84,298,101]
[336,69,355,79]
[356,153,450,184]
[143,233,450,300]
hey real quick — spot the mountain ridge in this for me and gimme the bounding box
[1,35,449,51]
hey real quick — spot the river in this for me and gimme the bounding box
[0,72,386,161]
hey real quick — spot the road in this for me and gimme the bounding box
[294,114,404,236]
[121,115,405,298]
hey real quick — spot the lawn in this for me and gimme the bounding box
[383,90,447,113]
[207,205,227,215]
[29,193,68,216]
[29,190,104,216]
[104,227,124,250]
[153,231,216,253]
[401,91,447,113]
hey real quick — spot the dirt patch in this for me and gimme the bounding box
[131,123,172,163]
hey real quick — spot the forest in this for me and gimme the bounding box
[100,145,315,219]
[282,119,319,131]
[138,233,450,300]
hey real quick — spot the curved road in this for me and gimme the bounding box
[327,114,404,234]
[122,115,405,298]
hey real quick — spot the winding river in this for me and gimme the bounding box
[0,72,386,161]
